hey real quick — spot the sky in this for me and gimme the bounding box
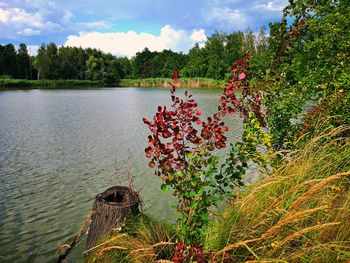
[0,0,289,57]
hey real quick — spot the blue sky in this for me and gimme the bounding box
[0,0,289,57]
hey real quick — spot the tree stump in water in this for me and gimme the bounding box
[86,185,140,249]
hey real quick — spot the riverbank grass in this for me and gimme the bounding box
[206,126,350,262]
[118,78,225,89]
[83,214,176,263]
[0,78,103,88]
[84,127,350,262]
[0,78,225,89]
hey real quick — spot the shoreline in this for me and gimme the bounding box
[0,78,225,89]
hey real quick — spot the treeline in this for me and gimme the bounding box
[1,28,272,83]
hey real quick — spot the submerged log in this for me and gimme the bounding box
[86,185,140,249]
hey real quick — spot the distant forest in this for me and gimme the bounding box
[0,26,276,83]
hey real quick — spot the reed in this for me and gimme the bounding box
[205,127,350,262]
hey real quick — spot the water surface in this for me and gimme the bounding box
[0,87,242,262]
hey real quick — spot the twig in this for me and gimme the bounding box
[57,211,93,262]
[138,172,150,194]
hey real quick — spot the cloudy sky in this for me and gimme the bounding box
[0,0,288,57]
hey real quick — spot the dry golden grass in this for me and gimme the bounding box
[206,127,350,262]
[83,215,176,263]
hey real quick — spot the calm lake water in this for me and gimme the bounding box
[0,87,242,262]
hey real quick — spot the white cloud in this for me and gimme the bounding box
[190,29,207,43]
[204,7,248,30]
[17,28,41,36]
[0,8,9,23]
[0,4,111,39]
[64,25,207,58]
[256,0,288,12]
[0,6,63,38]
[27,45,40,56]
[0,7,44,27]
[77,20,110,29]
[13,44,40,56]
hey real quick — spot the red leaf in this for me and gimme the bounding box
[148,161,155,168]
[232,99,240,105]
[195,109,202,116]
[176,133,183,139]
[143,118,151,125]
[220,126,228,132]
[171,70,180,81]
[228,108,235,115]
[145,147,152,154]
[224,88,233,96]
[238,73,246,80]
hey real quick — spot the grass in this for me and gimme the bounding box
[83,214,176,263]
[82,126,350,262]
[205,126,350,262]
[0,77,225,89]
[0,78,103,88]
[117,78,225,89]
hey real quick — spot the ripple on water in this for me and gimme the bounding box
[0,88,243,262]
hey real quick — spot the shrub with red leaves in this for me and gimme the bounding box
[143,54,253,248]
[172,242,206,263]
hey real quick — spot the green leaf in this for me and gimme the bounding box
[198,188,205,196]
[186,152,193,159]
[200,212,208,222]
[161,184,169,193]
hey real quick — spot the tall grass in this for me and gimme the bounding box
[83,127,349,262]
[118,78,225,89]
[205,126,350,262]
[0,78,225,89]
[83,214,176,263]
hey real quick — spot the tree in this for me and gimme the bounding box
[17,43,31,79]
[205,33,227,79]
[242,29,256,54]
[116,57,132,79]
[182,43,208,78]
[85,55,103,80]
[224,31,244,68]
[0,44,17,78]
[251,26,270,78]
[132,48,153,78]
[34,43,60,79]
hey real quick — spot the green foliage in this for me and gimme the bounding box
[0,44,18,78]
[224,114,272,179]
[0,79,102,89]
[132,48,187,78]
[261,0,350,149]
[34,43,61,79]
[1,28,272,83]
[174,150,222,245]
[205,33,227,80]
[181,43,208,78]
[16,43,31,79]
[265,81,309,149]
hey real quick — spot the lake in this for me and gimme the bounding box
[0,87,242,262]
